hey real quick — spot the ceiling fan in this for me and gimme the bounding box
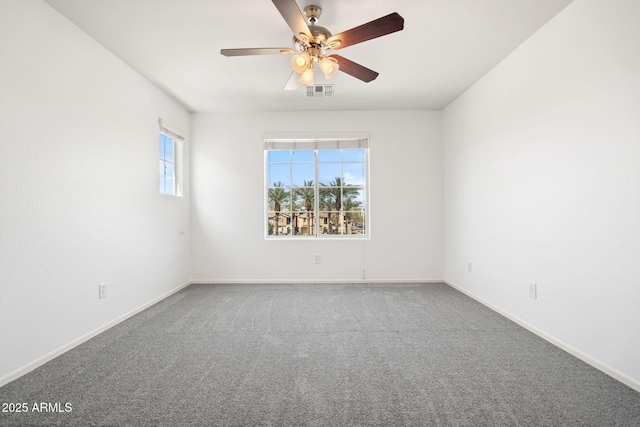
[220,0,404,90]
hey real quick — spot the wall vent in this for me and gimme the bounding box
[306,84,334,97]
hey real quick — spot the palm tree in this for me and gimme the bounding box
[294,180,315,235]
[318,195,334,234]
[268,181,289,235]
[319,177,360,234]
[342,195,363,234]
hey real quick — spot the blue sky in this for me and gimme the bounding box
[267,149,366,187]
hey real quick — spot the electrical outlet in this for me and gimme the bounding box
[314,254,321,264]
[99,283,107,299]
[529,282,537,299]
[467,262,472,273]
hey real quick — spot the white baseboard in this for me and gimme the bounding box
[0,280,192,388]
[189,279,445,285]
[444,280,640,393]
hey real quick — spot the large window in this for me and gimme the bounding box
[265,137,369,238]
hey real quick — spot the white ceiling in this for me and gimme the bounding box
[44,0,573,113]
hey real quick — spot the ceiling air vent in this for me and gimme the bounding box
[306,84,334,97]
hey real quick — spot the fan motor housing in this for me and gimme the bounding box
[292,24,332,51]
[310,25,331,41]
[293,5,331,48]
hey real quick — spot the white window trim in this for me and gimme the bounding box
[263,133,371,240]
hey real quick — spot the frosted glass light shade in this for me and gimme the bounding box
[319,57,339,79]
[298,67,314,86]
[291,52,311,73]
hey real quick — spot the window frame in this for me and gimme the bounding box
[158,120,186,197]
[264,135,370,240]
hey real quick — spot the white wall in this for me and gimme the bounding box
[191,110,443,282]
[0,0,191,383]
[443,0,640,388]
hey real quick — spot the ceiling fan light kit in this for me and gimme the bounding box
[290,52,311,73]
[318,56,339,79]
[299,66,315,86]
[220,0,404,90]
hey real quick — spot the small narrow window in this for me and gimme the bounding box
[159,132,175,195]
[158,119,185,196]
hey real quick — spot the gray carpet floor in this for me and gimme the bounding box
[1,282,639,426]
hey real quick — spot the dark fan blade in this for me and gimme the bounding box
[220,48,295,56]
[272,0,312,40]
[328,55,379,82]
[328,12,404,50]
